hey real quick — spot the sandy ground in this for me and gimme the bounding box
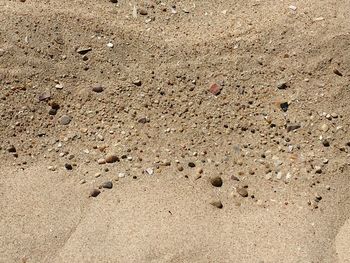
[1,164,350,262]
[1,0,350,262]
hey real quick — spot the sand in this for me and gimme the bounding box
[1,0,350,262]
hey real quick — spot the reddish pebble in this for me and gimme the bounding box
[209,83,221,95]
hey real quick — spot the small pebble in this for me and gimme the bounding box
[65,163,73,170]
[77,47,92,55]
[97,158,106,164]
[49,108,57,115]
[105,155,119,163]
[320,123,329,132]
[92,84,104,93]
[7,145,16,153]
[132,79,142,86]
[209,83,221,95]
[286,124,301,132]
[333,69,343,76]
[60,115,72,125]
[276,80,288,90]
[138,8,148,15]
[101,181,113,189]
[145,168,154,175]
[210,200,223,209]
[280,102,289,112]
[89,189,101,197]
[231,175,240,181]
[210,176,223,187]
[315,166,322,174]
[188,162,196,168]
[322,139,330,147]
[118,172,126,178]
[237,187,248,197]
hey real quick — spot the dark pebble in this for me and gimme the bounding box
[210,200,223,209]
[287,124,301,132]
[333,69,343,76]
[237,187,248,197]
[49,108,57,115]
[65,163,73,170]
[188,162,196,168]
[322,139,330,147]
[50,101,60,110]
[101,181,113,189]
[132,80,142,86]
[139,8,148,15]
[8,145,16,153]
[231,175,240,181]
[276,80,288,90]
[138,117,149,124]
[280,102,289,112]
[92,84,104,93]
[210,176,223,187]
[105,154,119,163]
[89,189,101,197]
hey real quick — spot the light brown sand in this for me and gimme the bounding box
[1,164,350,262]
[1,0,350,262]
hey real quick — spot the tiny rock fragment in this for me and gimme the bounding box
[138,117,150,124]
[92,84,104,93]
[132,79,142,86]
[55,83,64,90]
[210,200,223,209]
[288,5,297,11]
[320,123,329,132]
[38,92,51,101]
[107,42,114,48]
[65,163,73,170]
[286,124,301,132]
[280,102,289,112]
[237,187,248,197]
[138,8,148,15]
[60,115,72,125]
[314,194,322,202]
[101,181,113,189]
[105,155,119,163]
[97,158,106,165]
[49,108,57,115]
[315,166,322,174]
[110,0,118,3]
[322,139,330,147]
[333,69,343,76]
[276,80,288,90]
[145,168,154,175]
[50,101,60,110]
[188,162,196,168]
[89,189,101,198]
[7,145,16,153]
[77,47,92,55]
[231,175,240,181]
[209,83,221,95]
[210,176,223,187]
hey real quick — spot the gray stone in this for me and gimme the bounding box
[60,115,72,125]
